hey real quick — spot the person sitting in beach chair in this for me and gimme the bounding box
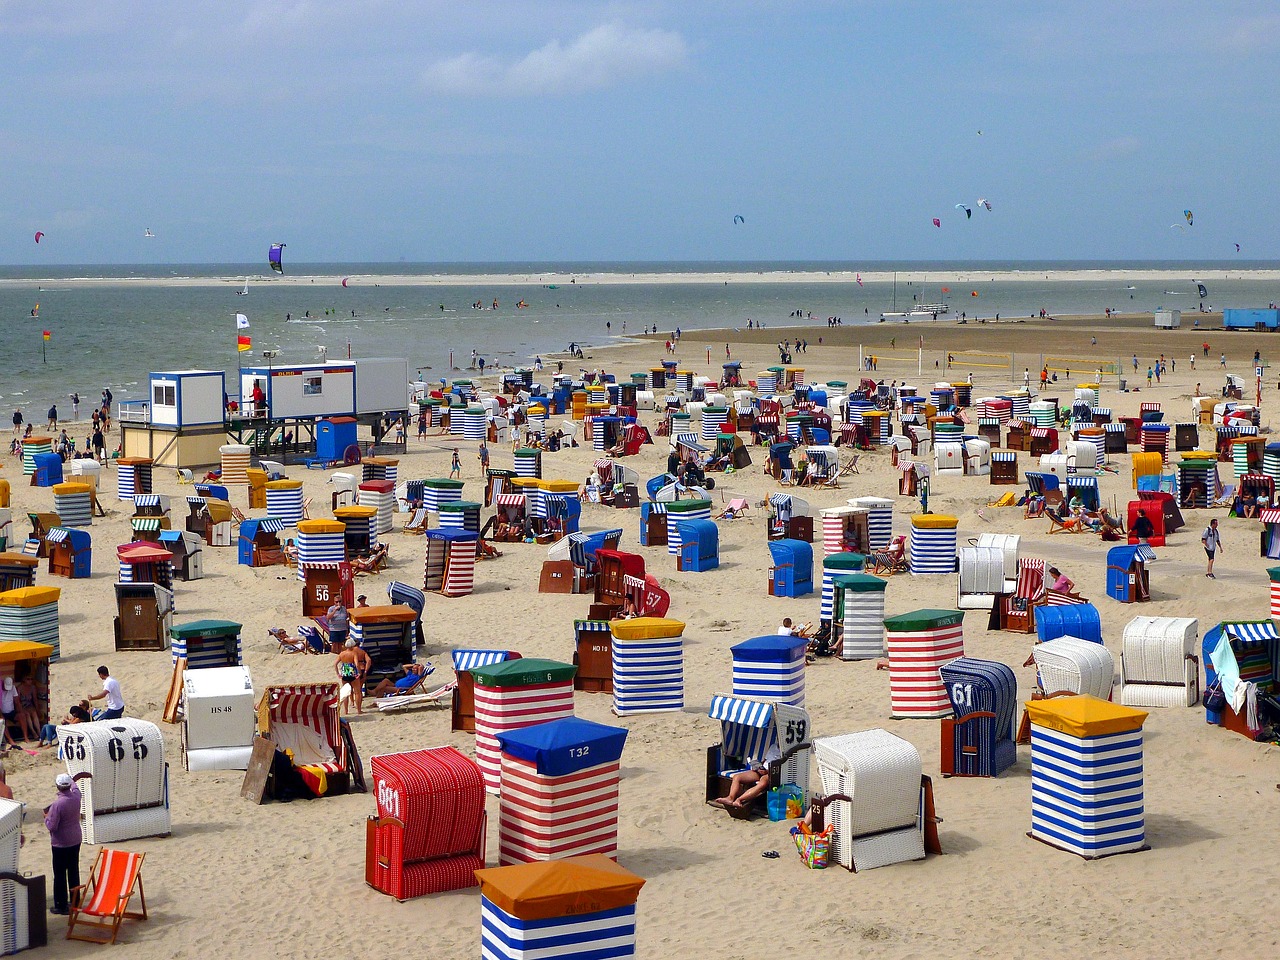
[868,535,907,575]
[350,542,390,575]
[1047,505,1085,534]
[402,507,428,534]
[370,662,436,699]
[712,743,781,816]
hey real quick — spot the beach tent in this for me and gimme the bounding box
[474,856,645,960]
[730,635,806,706]
[237,517,287,567]
[1026,696,1148,858]
[45,527,91,580]
[766,493,813,542]
[170,619,243,670]
[572,620,613,693]
[705,694,811,810]
[939,657,1018,777]
[610,617,685,715]
[349,605,417,686]
[831,573,887,660]
[1106,546,1150,603]
[1119,616,1199,708]
[423,529,476,597]
[56,718,170,843]
[365,746,486,900]
[0,587,60,661]
[813,729,938,872]
[674,519,718,572]
[112,581,174,652]
[470,658,576,794]
[884,609,966,718]
[496,717,627,864]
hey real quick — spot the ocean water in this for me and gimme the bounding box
[0,260,1275,417]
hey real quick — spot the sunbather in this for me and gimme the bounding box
[370,662,435,699]
[713,745,782,813]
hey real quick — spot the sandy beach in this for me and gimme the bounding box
[4,312,1279,960]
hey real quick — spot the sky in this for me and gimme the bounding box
[1,0,1277,264]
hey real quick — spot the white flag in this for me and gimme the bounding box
[236,313,250,329]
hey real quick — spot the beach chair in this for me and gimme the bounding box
[65,848,147,944]
[402,507,428,534]
[867,535,907,575]
[259,459,286,480]
[1047,513,1085,534]
[374,679,456,713]
[717,498,750,520]
[175,469,194,485]
[350,542,390,575]
[271,627,317,654]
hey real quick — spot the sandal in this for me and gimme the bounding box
[762,850,780,859]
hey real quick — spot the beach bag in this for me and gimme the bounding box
[1203,679,1226,713]
[790,823,832,869]
[767,783,804,822]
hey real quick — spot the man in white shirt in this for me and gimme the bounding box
[87,665,125,720]
[777,618,794,636]
[1201,518,1223,578]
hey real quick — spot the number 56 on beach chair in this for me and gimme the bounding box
[66,848,147,944]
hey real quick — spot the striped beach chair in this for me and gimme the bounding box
[66,848,147,944]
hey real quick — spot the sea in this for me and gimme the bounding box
[1,260,1277,418]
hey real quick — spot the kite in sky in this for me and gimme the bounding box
[34,231,43,243]
[733,215,744,225]
[932,218,941,228]
[979,198,992,211]
[956,204,972,219]
[1183,209,1194,225]
[269,243,285,274]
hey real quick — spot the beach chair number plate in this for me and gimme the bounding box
[60,733,147,762]
[949,683,975,708]
[784,719,807,745]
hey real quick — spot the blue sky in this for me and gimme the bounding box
[2,1,1276,263]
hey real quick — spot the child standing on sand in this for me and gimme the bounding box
[450,449,461,479]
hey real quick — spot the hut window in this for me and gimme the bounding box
[303,376,323,396]
[153,384,176,407]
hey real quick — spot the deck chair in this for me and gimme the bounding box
[301,497,313,520]
[868,535,907,575]
[271,627,319,654]
[66,848,147,944]
[297,624,327,654]
[374,679,456,713]
[840,453,861,476]
[259,459,286,480]
[1211,484,1236,508]
[778,468,795,486]
[402,507,428,534]
[230,507,247,527]
[176,469,194,484]
[1047,513,1085,534]
[351,542,390,575]
[717,498,751,520]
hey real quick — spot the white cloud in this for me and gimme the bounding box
[423,22,687,96]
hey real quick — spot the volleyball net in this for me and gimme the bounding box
[1042,356,1121,377]
[944,351,1012,370]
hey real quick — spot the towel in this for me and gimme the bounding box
[1210,633,1241,705]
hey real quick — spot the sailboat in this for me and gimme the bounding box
[236,279,249,296]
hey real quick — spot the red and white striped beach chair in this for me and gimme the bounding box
[260,684,351,796]
[66,849,147,944]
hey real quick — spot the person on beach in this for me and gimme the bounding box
[87,666,125,720]
[46,404,57,430]
[417,413,427,441]
[1220,353,1227,367]
[91,426,105,463]
[478,441,489,471]
[713,743,781,813]
[327,598,349,647]
[450,449,461,478]
[69,393,79,420]
[1147,367,1153,387]
[1202,518,1222,578]
[10,410,21,438]
[335,639,371,714]
[0,678,21,752]
[45,772,85,915]
[1047,566,1075,595]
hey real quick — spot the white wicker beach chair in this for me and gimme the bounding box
[1031,636,1115,700]
[1119,616,1200,707]
[813,729,927,872]
[56,719,170,844]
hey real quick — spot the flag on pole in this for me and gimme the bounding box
[42,330,51,341]
[236,313,250,329]
[236,312,251,351]
[237,335,252,352]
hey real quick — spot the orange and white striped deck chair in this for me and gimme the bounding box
[66,848,147,944]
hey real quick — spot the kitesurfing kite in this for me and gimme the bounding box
[1235,243,1241,253]
[1197,283,1208,299]
[33,232,43,244]
[733,215,745,225]
[932,218,941,228]
[269,243,285,274]
[979,198,992,211]
[1183,209,1194,226]
[956,204,972,219]
[144,228,155,238]
[341,277,349,288]
[856,273,863,287]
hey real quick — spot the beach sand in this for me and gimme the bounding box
[3,313,1278,960]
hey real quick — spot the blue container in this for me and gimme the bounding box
[1035,603,1102,645]
[32,452,63,487]
[316,416,358,462]
[768,539,813,597]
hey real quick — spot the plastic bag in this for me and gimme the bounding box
[790,823,832,869]
[767,783,803,822]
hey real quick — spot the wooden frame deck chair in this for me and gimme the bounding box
[66,848,147,944]
[867,535,907,575]
[374,679,456,713]
[716,498,751,520]
[175,469,194,484]
[402,507,428,534]
[350,542,390,575]
[1047,511,1086,534]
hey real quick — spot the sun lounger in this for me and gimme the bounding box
[66,848,147,945]
[374,680,457,713]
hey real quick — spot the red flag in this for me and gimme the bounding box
[42,330,51,341]
[237,335,252,352]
